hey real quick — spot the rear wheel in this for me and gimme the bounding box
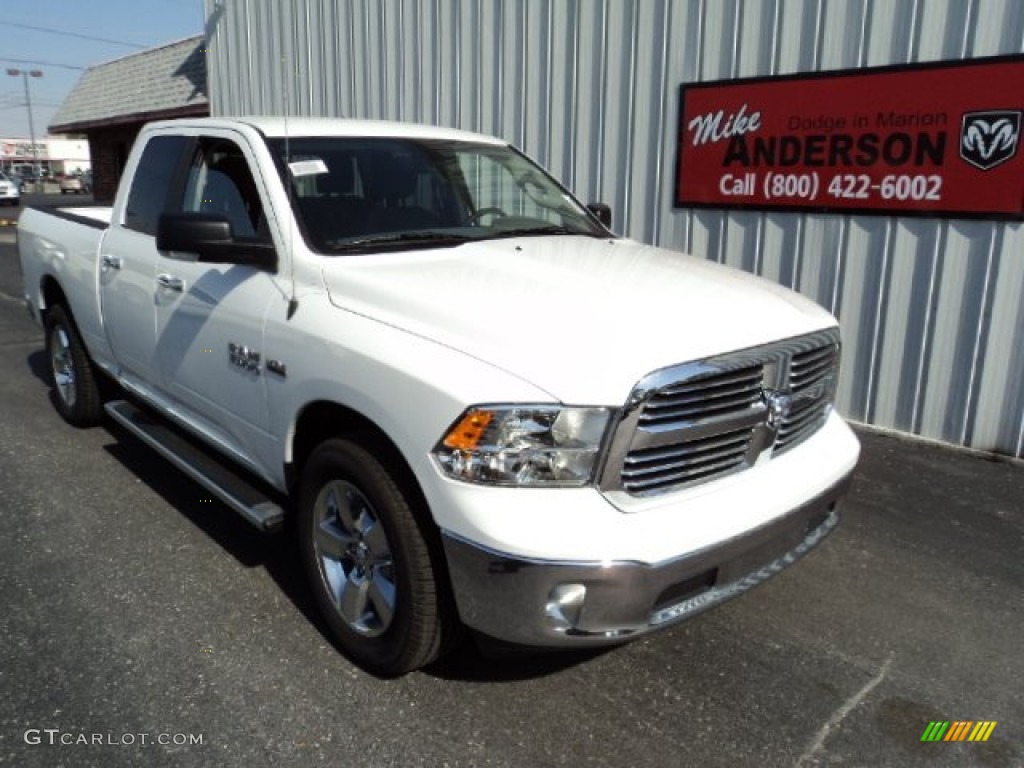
[298,438,455,676]
[45,304,102,427]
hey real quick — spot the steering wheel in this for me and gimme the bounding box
[461,206,507,226]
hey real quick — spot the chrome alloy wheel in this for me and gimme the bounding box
[313,480,397,637]
[49,326,76,409]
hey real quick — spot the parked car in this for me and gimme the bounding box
[59,174,85,194]
[0,172,19,206]
[4,171,24,192]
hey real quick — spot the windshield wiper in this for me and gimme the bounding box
[490,225,604,239]
[326,231,474,252]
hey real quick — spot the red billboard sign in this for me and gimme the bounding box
[674,56,1024,219]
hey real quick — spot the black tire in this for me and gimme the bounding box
[44,304,103,427]
[298,438,455,676]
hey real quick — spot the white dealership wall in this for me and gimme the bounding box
[204,0,1024,458]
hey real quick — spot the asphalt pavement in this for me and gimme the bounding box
[0,219,1021,768]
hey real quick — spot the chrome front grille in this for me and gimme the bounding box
[775,340,840,455]
[621,425,755,493]
[638,365,764,428]
[620,365,764,494]
[600,329,840,497]
[790,343,838,390]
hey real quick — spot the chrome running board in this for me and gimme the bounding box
[104,400,285,532]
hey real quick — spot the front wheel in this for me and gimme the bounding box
[298,438,456,676]
[45,304,102,427]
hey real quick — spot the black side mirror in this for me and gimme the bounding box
[587,202,612,229]
[156,212,276,271]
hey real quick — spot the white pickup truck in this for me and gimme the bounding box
[19,117,859,675]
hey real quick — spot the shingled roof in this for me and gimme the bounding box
[50,36,208,133]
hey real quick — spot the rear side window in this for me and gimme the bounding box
[123,135,189,235]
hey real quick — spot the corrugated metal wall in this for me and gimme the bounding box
[205,0,1024,457]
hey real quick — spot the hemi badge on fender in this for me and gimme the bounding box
[266,359,287,378]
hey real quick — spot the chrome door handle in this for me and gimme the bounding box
[101,254,123,270]
[156,273,185,292]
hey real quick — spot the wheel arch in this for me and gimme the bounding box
[287,399,462,641]
[38,275,91,353]
[39,274,67,316]
[287,401,430,518]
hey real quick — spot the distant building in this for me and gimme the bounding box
[1,137,90,176]
[49,36,208,201]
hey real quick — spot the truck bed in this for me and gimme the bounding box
[18,205,113,366]
[50,206,114,226]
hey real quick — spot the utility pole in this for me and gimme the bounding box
[6,68,44,185]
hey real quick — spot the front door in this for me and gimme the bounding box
[154,133,287,472]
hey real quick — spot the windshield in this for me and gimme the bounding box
[267,137,608,254]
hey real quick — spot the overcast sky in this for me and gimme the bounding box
[0,0,203,139]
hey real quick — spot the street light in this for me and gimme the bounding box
[6,68,43,183]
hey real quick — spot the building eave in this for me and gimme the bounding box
[50,103,210,135]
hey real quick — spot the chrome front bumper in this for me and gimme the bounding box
[441,472,853,647]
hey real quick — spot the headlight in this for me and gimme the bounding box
[433,406,612,487]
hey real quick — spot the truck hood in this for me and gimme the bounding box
[321,236,836,404]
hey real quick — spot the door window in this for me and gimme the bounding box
[181,139,268,241]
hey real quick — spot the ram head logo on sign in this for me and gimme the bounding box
[960,111,1021,171]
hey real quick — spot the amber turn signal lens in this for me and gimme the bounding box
[442,409,494,451]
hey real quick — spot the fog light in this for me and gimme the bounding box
[545,583,586,632]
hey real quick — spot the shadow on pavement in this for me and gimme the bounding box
[424,639,611,682]
[27,349,49,386]
[99,414,602,682]
[99,417,322,637]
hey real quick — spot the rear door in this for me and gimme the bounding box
[100,134,191,385]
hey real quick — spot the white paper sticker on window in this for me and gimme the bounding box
[288,158,329,177]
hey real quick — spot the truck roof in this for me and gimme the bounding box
[146,116,508,145]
